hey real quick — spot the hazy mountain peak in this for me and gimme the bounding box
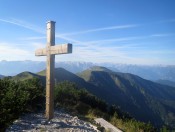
[77,66,116,82]
[16,71,35,77]
[0,74,4,79]
[37,67,70,76]
[13,71,40,81]
[89,66,112,72]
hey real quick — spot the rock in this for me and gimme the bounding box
[52,123,60,129]
[6,110,99,132]
[85,122,90,127]
[41,120,47,125]
[73,116,78,120]
[48,121,52,124]
[59,121,67,127]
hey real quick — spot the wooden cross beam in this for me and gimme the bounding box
[35,21,72,120]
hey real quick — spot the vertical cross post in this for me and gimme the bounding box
[46,21,55,119]
[35,21,72,120]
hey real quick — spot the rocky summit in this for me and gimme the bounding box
[6,110,99,132]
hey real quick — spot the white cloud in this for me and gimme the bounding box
[60,24,139,36]
[78,36,142,45]
[0,18,82,43]
[74,33,175,46]
[20,36,46,40]
[0,18,174,65]
[0,18,45,34]
[151,33,175,37]
[32,42,46,49]
[55,34,82,44]
[159,19,175,23]
[0,42,39,60]
[55,43,136,63]
[0,42,34,60]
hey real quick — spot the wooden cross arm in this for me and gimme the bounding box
[35,48,46,56]
[35,43,72,56]
[51,43,72,55]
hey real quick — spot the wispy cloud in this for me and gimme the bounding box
[65,43,175,64]
[159,19,175,23]
[1,18,174,64]
[4,18,166,46]
[20,32,174,45]
[0,42,33,60]
[55,34,82,43]
[20,36,46,40]
[0,18,82,43]
[60,24,138,36]
[80,36,142,45]
[0,45,29,55]
[0,18,45,34]
[32,42,46,49]
[57,44,152,64]
[19,34,82,44]
[75,33,175,46]
[151,33,175,37]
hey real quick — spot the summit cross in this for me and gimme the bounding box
[35,21,72,120]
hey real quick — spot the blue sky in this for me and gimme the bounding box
[0,0,175,65]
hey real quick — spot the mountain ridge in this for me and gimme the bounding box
[10,66,175,128]
[156,79,175,87]
[1,61,175,82]
[78,66,175,128]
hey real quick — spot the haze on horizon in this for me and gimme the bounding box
[0,0,175,65]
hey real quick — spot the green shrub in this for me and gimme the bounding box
[54,81,155,132]
[0,78,44,131]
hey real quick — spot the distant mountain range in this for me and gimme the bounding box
[156,79,175,87]
[0,60,175,83]
[9,66,175,128]
[0,74,4,78]
[0,60,94,76]
[108,64,175,82]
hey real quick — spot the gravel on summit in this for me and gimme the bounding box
[6,110,99,132]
